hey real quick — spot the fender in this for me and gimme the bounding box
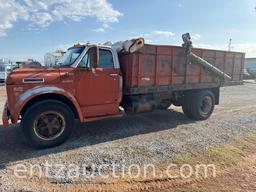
[13,86,83,123]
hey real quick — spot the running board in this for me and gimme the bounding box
[83,113,123,123]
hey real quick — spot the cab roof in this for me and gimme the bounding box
[68,43,111,50]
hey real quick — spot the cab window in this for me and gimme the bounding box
[99,49,114,68]
[79,48,94,68]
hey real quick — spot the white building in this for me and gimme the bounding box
[44,50,65,66]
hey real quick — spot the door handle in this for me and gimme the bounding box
[61,72,70,77]
[110,74,118,77]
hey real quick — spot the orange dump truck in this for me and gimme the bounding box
[2,34,245,148]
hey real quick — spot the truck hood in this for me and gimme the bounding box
[6,67,61,85]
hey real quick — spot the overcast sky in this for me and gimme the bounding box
[0,0,255,62]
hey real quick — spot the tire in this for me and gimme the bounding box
[189,90,215,120]
[182,92,194,118]
[182,101,193,118]
[21,100,75,149]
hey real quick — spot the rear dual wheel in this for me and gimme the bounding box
[182,90,215,120]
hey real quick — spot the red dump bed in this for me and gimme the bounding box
[119,44,245,95]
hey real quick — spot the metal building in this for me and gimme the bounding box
[245,58,256,72]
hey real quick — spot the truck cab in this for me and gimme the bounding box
[63,44,123,119]
[3,44,123,148]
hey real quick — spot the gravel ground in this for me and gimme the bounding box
[0,83,256,190]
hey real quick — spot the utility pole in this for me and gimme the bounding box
[228,38,233,52]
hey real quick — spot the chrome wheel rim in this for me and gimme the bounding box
[33,111,65,141]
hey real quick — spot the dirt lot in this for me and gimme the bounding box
[0,83,256,191]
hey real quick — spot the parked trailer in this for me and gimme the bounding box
[2,34,245,148]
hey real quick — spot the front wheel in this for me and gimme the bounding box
[21,100,75,149]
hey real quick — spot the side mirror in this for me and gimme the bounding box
[91,46,99,68]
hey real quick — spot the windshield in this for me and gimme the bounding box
[57,47,84,66]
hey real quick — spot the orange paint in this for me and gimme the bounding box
[2,44,244,128]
